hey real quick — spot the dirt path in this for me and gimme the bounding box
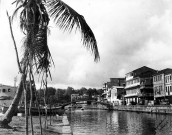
[0,115,62,135]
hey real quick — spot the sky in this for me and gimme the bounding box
[0,0,172,89]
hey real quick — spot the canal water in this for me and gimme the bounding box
[67,109,172,135]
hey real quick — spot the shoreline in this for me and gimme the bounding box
[112,105,172,115]
[85,104,172,115]
[0,114,72,135]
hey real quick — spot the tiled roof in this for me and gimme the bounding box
[0,84,16,88]
[154,68,172,75]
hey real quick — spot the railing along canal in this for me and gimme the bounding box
[113,105,172,114]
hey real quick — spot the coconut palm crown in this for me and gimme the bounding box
[12,0,100,76]
[0,0,99,127]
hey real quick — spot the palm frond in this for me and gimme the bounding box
[11,4,23,22]
[46,0,100,61]
[11,0,26,23]
[22,24,53,75]
[18,0,53,77]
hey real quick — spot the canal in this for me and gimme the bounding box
[67,109,172,135]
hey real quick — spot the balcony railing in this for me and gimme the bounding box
[138,93,154,97]
[140,78,153,89]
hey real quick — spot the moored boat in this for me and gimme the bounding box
[17,106,65,116]
[1,105,65,116]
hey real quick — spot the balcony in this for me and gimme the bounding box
[138,93,154,97]
[140,78,153,89]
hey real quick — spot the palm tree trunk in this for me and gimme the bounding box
[24,84,28,135]
[49,103,51,126]
[43,88,48,129]
[36,96,43,135]
[0,73,26,127]
[29,73,34,135]
[0,11,26,128]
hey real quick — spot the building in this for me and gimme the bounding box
[111,85,125,105]
[0,84,17,107]
[124,66,156,105]
[102,78,125,104]
[153,68,172,104]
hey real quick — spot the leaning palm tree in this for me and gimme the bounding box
[0,0,99,127]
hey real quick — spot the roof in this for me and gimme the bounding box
[132,66,156,73]
[153,68,172,76]
[126,66,156,78]
[0,84,16,88]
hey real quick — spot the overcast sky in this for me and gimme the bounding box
[0,0,172,89]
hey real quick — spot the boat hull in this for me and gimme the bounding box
[1,106,65,116]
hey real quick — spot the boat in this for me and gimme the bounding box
[17,106,65,116]
[81,107,84,110]
[0,84,66,116]
[1,106,65,116]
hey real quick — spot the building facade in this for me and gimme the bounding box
[110,86,125,105]
[153,68,172,104]
[102,78,125,104]
[124,66,156,105]
[0,84,17,107]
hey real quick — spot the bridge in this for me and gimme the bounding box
[60,99,113,110]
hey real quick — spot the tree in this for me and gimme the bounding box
[87,88,93,99]
[64,87,74,102]
[97,89,104,95]
[55,88,65,102]
[0,0,100,127]
[79,87,87,95]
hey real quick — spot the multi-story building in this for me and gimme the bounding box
[124,66,156,105]
[110,85,125,105]
[102,78,125,104]
[153,68,172,104]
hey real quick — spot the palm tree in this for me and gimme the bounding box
[0,0,99,127]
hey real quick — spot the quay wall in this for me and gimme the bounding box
[112,105,172,114]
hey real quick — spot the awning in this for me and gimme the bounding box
[124,94,138,98]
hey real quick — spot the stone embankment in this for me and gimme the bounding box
[113,105,172,114]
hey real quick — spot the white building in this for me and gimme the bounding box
[0,84,17,107]
[110,86,124,105]
[102,78,125,104]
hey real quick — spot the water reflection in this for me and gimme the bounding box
[67,109,172,135]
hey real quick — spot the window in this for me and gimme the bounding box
[165,76,167,83]
[8,89,10,92]
[134,79,136,83]
[153,77,156,82]
[2,89,5,92]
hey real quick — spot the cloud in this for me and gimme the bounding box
[0,0,172,89]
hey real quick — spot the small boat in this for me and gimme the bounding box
[17,106,65,116]
[1,106,65,116]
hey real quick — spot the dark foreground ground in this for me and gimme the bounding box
[0,115,61,135]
